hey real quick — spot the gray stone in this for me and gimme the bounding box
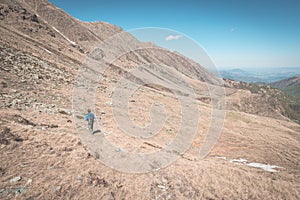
[9,176,21,182]
[77,175,82,183]
[13,186,27,194]
[115,148,124,152]
[55,186,61,192]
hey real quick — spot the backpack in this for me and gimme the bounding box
[88,113,94,122]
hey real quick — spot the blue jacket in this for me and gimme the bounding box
[85,113,95,121]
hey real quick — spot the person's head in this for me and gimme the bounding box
[87,109,91,113]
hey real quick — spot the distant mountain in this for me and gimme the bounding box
[270,76,300,101]
[220,68,263,83]
[220,67,300,83]
[270,76,300,88]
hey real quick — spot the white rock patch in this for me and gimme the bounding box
[52,26,77,45]
[215,156,282,172]
[229,158,247,164]
[246,162,281,172]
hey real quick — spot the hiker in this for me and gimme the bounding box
[85,109,95,134]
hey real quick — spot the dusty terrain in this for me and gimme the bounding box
[0,0,300,199]
[1,87,299,199]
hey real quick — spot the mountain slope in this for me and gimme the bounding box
[0,0,293,120]
[271,76,300,100]
[271,76,300,88]
[1,0,222,88]
[270,76,300,122]
[0,0,300,199]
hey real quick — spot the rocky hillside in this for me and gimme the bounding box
[0,0,295,121]
[223,78,300,122]
[1,0,300,199]
[0,0,219,85]
[0,0,221,119]
[269,76,300,122]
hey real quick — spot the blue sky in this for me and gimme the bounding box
[49,0,300,69]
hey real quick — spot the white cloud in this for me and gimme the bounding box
[230,27,237,32]
[165,34,182,41]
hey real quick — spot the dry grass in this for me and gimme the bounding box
[1,77,299,199]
